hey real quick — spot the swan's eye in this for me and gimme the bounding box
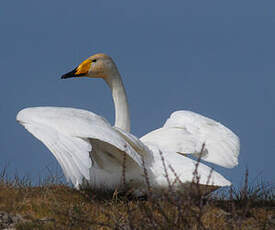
[92,59,97,63]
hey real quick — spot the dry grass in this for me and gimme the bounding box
[0,160,274,229]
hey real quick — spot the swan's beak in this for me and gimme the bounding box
[61,59,92,79]
[61,68,77,79]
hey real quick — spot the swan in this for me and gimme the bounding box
[16,53,240,193]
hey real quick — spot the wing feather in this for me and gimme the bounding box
[141,110,240,168]
[22,122,91,186]
[16,107,148,187]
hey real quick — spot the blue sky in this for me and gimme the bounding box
[1,1,274,186]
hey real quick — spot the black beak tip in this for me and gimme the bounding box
[61,68,77,79]
[61,74,70,79]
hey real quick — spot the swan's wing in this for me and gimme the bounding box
[146,144,231,187]
[16,107,147,187]
[141,110,240,168]
[20,122,91,187]
[114,127,151,157]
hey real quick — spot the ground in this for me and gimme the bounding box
[0,171,274,230]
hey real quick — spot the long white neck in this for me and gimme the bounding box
[104,71,130,132]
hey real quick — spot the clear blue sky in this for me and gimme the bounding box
[1,1,274,186]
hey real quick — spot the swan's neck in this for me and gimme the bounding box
[104,72,130,132]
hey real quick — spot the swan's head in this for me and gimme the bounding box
[61,53,117,79]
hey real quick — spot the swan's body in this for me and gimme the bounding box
[17,54,240,193]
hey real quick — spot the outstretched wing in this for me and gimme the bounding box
[16,107,147,187]
[141,110,240,168]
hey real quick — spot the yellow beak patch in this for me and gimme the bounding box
[75,59,92,76]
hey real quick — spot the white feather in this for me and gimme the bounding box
[17,107,145,188]
[141,110,240,168]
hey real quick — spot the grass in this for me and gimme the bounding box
[0,163,274,229]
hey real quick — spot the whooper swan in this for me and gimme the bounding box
[16,53,240,193]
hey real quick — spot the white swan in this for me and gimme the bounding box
[16,53,240,193]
